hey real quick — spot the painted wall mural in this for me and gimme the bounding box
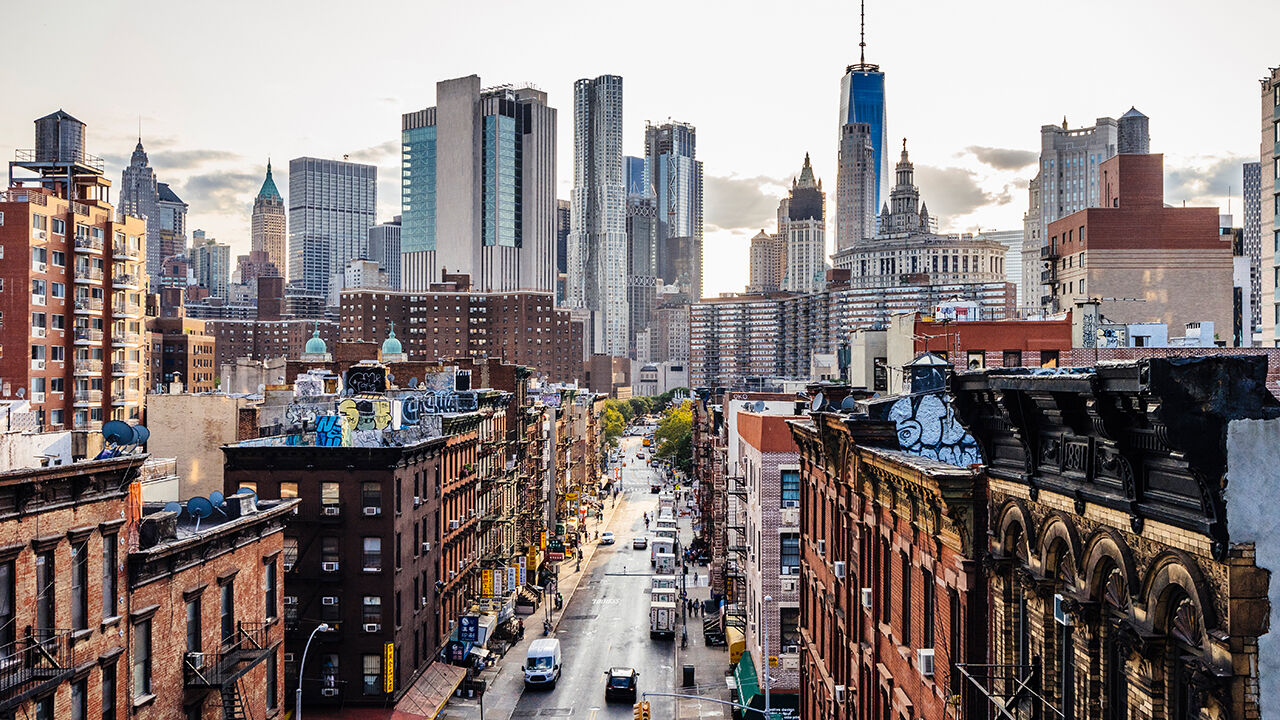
[885,392,981,466]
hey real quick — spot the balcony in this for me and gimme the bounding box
[111,273,139,290]
[183,621,276,691]
[74,237,104,254]
[74,267,103,284]
[74,298,103,314]
[113,303,142,318]
[111,361,139,375]
[112,244,140,260]
[74,359,103,375]
[74,328,103,344]
[1040,244,1059,260]
[112,332,141,346]
[74,389,103,405]
[0,629,74,713]
[1040,266,1057,284]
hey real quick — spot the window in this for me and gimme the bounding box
[900,553,912,646]
[321,482,340,506]
[780,470,800,507]
[132,619,152,698]
[264,560,277,619]
[780,534,800,574]
[220,580,235,645]
[922,568,936,648]
[51,218,64,235]
[267,648,279,711]
[363,596,383,624]
[72,678,87,720]
[186,598,201,654]
[280,482,298,499]
[362,481,382,511]
[103,534,118,617]
[102,657,117,720]
[0,560,13,649]
[363,654,382,695]
[363,537,383,571]
[322,537,340,565]
[967,351,985,370]
[72,541,88,630]
[1002,350,1023,367]
[880,539,892,624]
[35,695,53,720]
[36,550,54,630]
[949,589,962,689]
[1040,350,1060,369]
[52,282,65,299]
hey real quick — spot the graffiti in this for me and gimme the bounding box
[294,374,325,398]
[338,398,392,431]
[350,429,385,447]
[285,401,330,427]
[344,366,388,395]
[315,415,344,447]
[399,391,478,423]
[886,393,981,466]
[538,393,562,408]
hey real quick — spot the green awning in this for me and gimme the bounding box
[734,651,760,708]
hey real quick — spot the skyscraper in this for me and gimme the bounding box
[568,74,629,356]
[627,193,659,358]
[747,230,784,293]
[251,160,286,280]
[400,75,557,293]
[155,182,187,263]
[780,154,827,293]
[1244,161,1262,336]
[1021,114,1121,310]
[287,156,376,300]
[191,230,231,300]
[1261,67,1280,346]
[835,122,877,251]
[838,6,888,217]
[118,138,162,290]
[368,216,402,290]
[645,121,704,300]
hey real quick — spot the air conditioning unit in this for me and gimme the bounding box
[363,623,381,633]
[780,566,790,576]
[32,327,46,337]
[33,230,47,241]
[32,359,45,370]
[917,648,935,677]
[834,685,846,703]
[468,509,476,518]
[284,596,298,606]
[782,645,799,655]
[413,496,421,507]
[422,542,431,553]
[34,262,46,272]
[449,520,459,530]
[186,651,204,670]
[420,596,427,607]
[283,561,294,572]
[781,578,797,593]
[783,500,799,508]
[321,688,339,697]
[1053,593,1072,626]
[284,653,295,663]
[860,588,872,609]
[363,506,380,516]
[321,596,338,606]
[449,570,456,579]
[833,561,846,579]
[322,506,340,516]
[816,540,826,556]
[322,562,340,572]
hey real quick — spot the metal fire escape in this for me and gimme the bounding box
[724,473,748,632]
[184,621,279,720]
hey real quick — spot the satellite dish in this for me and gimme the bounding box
[841,396,858,411]
[163,501,181,515]
[810,393,825,413]
[102,420,134,445]
[210,490,225,507]
[753,401,766,412]
[409,377,419,389]
[16,388,24,398]
[130,425,150,445]
[186,496,214,531]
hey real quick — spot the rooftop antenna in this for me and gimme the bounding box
[859,0,866,66]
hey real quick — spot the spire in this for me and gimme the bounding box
[859,0,866,66]
[257,159,282,200]
[900,137,910,162]
[1062,116,1068,130]
[797,153,816,188]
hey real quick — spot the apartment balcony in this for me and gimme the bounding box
[74,328,103,344]
[111,273,139,290]
[111,244,140,260]
[74,359,103,375]
[74,267,103,284]
[112,332,142,346]
[74,237,103,254]
[112,303,142,319]
[73,298,103,314]
[111,361,140,375]
[0,629,74,713]
[74,390,103,405]
[1040,244,1059,260]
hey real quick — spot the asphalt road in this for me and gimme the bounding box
[511,435,674,720]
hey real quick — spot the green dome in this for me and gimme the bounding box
[304,327,327,355]
[381,323,403,356]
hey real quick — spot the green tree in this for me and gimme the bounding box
[654,401,693,474]
[628,396,653,418]
[601,405,626,447]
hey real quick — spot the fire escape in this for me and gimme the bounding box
[723,472,748,634]
[185,621,279,720]
[0,629,74,715]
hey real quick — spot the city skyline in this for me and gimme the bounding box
[2,0,1274,298]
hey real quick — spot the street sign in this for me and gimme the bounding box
[493,568,504,596]
[383,642,394,693]
[507,566,518,591]
[459,615,479,642]
[768,656,779,668]
[481,569,494,596]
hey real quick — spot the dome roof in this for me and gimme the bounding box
[304,326,327,355]
[381,323,403,356]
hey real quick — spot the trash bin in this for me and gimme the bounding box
[683,664,695,687]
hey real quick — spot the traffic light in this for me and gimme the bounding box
[633,701,650,720]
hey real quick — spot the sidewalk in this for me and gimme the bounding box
[673,509,730,720]
[439,492,628,720]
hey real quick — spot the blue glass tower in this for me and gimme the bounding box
[839,66,887,212]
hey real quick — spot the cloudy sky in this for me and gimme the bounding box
[2,0,1275,297]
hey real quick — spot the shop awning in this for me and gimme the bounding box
[734,652,761,708]
[391,661,467,719]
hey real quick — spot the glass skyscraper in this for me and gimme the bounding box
[401,124,436,254]
[287,157,377,300]
[645,121,704,301]
[839,65,888,212]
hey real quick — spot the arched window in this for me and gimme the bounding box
[1100,566,1130,720]
[1164,590,1204,720]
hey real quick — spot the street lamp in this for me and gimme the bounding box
[762,595,772,720]
[295,623,331,720]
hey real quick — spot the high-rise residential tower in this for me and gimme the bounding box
[556,199,570,303]
[1261,68,1280,346]
[400,75,557,293]
[645,121,704,300]
[118,138,164,290]
[568,74,629,356]
[368,216,402,290]
[747,230,784,293]
[1021,113,1123,309]
[251,159,286,279]
[627,192,659,358]
[1244,161,1262,337]
[191,230,231,300]
[287,156,377,300]
[838,5,888,217]
[780,154,827,293]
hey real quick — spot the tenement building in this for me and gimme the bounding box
[951,356,1278,719]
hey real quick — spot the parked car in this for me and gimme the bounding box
[600,531,615,545]
[633,536,648,549]
[604,667,639,702]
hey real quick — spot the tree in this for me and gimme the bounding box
[654,401,693,474]
[603,398,635,423]
[628,396,653,418]
[601,405,626,447]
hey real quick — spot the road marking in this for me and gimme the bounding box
[587,709,599,720]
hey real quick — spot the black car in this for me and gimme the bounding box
[604,667,638,702]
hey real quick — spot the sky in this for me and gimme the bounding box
[2,0,1276,297]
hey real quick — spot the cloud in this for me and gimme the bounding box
[966,146,1038,171]
[346,140,400,165]
[178,170,261,219]
[1165,155,1250,206]
[915,165,1011,219]
[704,174,788,231]
[101,147,241,173]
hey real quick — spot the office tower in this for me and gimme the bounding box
[625,155,648,197]
[1262,68,1280,346]
[747,230,784,293]
[401,75,557,293]
[977,229,1025,306]
[556,199,570,304]
[836,122,877,251]
[780,154,827,293]
[251,159,287,279]
[1244,161,1262,336]
[568,74,629,356]
[838,5,888,214]
[2,110,148,430]
[287,157,376,300]
[627,193,659,357]
[155,182,188,264]
[645,121,704,300]
[118,138,161,289]
[1021,114,1120,309]
[191,230,231,300]
[368,216,402,290]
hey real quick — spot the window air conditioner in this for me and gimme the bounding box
[284,596,298,606]
[186,652,204,670]
[321,688,339,697]
[422,542,431,553]
[363,506,380,516]
[283,562,294,572]
[816,539,825,556]
[363,623,381,633]
[917,648,935,676]
[833,561,846,579]
[860,588,872,609]
[780,566,790,576]
[450,520,459,530]
[322,506,340,516]
[834,685,846,703]
[284,653,295,663]
[321,596,338,606]
[413,496,421,507]
[322,562,340,572]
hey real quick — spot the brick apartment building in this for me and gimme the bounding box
[0,111,149,432]
[203,276,339,369]
[338,272,584,383]
[146,313,215,393]
[0,455,292,719]
[1042,152,1233,341]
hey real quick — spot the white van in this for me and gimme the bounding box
[654,551,677,575]
[524,638,562,688]
[650,537,675,565]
